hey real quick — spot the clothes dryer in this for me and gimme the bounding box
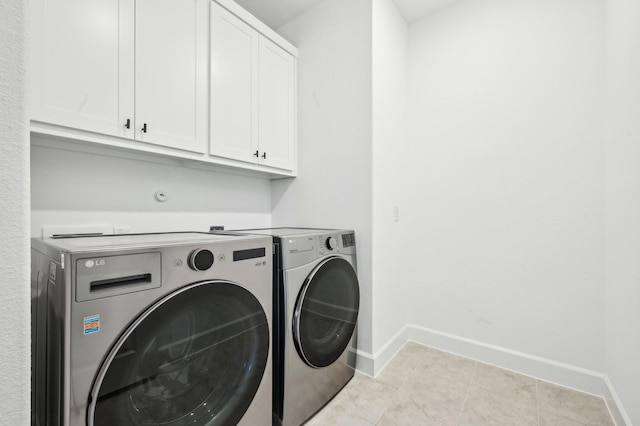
[224,228,359,426]
[31,232,273,426]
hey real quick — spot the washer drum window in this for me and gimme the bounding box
[88,281,269,426]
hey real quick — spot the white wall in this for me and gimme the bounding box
[18,1,638,423]
[0,0,31,423]
[31,137,272,236]
[371,0,410,357]
[405,0,606,371]
[273,0,374,354]
[604,0,640,423]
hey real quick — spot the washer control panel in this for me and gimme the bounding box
[188,249,215,271]
[186,245,268,272]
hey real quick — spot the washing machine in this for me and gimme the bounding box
[224,228,359,426]
[31,232,273,426]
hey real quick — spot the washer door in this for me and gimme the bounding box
[88,281,269,426]
[293,257,359,368]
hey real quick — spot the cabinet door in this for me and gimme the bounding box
[135,0,208,153]
[258,36,296,171]
[210,2,259,163]
[30,0,135,139]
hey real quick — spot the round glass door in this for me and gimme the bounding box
[293,257,359,368]
[89,281,269,426]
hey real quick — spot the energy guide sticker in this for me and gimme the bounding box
[83,315,100,335]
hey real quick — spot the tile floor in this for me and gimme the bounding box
[306,343,615,426]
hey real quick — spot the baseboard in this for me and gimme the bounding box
[359,324,633,424]
[373,325,410,377]
[355,325,409,377]
[407,324,609,396]
[603,375,632,426]
[355,349,375,377]
[365,323,609,397]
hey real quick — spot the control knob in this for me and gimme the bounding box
[188,249,214,271]
[326,236,338,250]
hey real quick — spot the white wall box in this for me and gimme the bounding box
[210,0,297,172]
[30,0,297,178]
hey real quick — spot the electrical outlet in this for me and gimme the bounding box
[209,226,225,231]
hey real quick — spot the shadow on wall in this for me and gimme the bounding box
[31,140,272,213]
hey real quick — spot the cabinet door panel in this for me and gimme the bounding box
[30,0,134,138]
[135,0,207,153]
[210,2,259,163]
[258,36,295,170]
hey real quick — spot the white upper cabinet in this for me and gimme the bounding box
[30,0,296,177]
[210,2,259,163]
[258,36,296,170]
[30,0,135,139]
[135,0,208,153]
[31,0,207,154]
[210,1,297,172]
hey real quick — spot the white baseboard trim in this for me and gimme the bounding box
[355,349,375,377]
[373,325,410,377]
[356,325,409,377]
[407,324,606,396]
[603,375,632,426]
[359,323,630,425]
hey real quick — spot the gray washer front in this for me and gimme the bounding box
[31,232,273,426]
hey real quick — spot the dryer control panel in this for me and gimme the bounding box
[282,231,356,270]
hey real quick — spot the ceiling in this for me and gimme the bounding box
[394,0,463,23]
[233,0,326,29]
[233,0,464,29]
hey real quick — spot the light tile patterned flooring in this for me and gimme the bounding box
[306,343,615,426]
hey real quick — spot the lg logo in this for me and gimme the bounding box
[85,259,106,268]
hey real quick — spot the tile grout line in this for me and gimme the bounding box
[368,374,400,425]
[345,376,384,426]
[455,360,478,426]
